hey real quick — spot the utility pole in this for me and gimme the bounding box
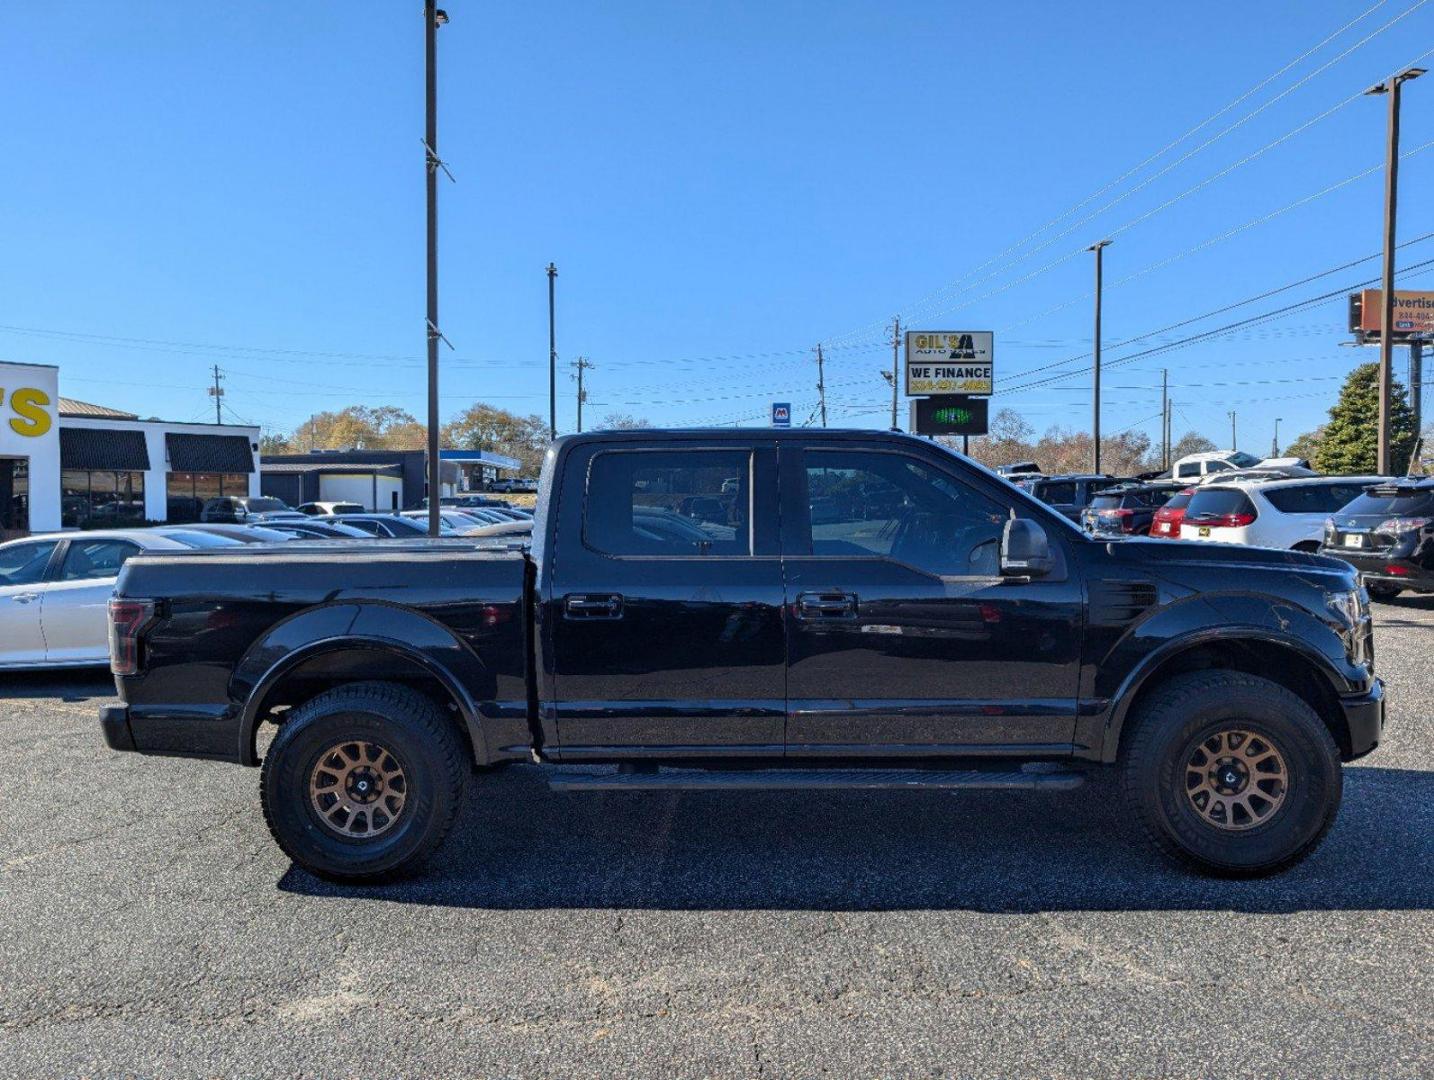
[208,364,225,424]
[1367,66,1424,474]
[889,316,902,430]
[1412,338,1425,438]
[572,356,593,433]
[1160,368,1168,470]
[546,263,558,441]
[815,344,828,428]
[422,3,450,536]
[1272,417,1283,458]
[1088,240,1112,474]
[1165,399,1174,471]
[1229,410,1237,451]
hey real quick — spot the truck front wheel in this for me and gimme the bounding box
[1120,670,1342,877]
[260,682,467,882]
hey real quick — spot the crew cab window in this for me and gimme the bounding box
[586,450,750,556]
[59,539,141,581]
[1176,462,1200,478]
[0,540,58,586]
[1036,481,1075,504]
[800,451,1006,576]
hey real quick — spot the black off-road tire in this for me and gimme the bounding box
[1120,670,1342,877]
[260,681,467,883]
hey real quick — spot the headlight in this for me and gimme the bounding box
[1326,588,1365,628]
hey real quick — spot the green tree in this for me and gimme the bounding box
[1170,431,1217,460]
[1313,362,1416,475]
[258,431,291,456]
[1282,425,1325,464]
[441,403,549,475]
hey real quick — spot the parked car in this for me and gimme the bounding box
[1025,474,1122,522]
[297,501,366,516]
[1168,450,1313,482]
[1180,477,1384,551]
[399,510,498,535]
[255,519,375,540]
[0,528,243,669]
[165,523,300,544]
[423,495,513,510]
[1197,467,1316,485]
[1080,484,1183,538]
[488,479,519,494]
[1322,477,1434,599]
[1149,487,1196,539]
[200,496,303,523]
[313,513,430,538]
[102,429,1383,882]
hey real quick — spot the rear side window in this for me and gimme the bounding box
[586,450,751,556]
[1342,488,1434,517]
[1262,484,1366,515]
[1176,462,1201,478]
[1036,481,1076,504]
[1185,489,1257,520]
[59,539,140,581]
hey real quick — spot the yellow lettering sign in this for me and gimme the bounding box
[7,387,53,437]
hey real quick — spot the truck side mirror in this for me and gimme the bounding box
[1001,518,1054,579]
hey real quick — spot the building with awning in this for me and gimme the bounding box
[1,360,260,536]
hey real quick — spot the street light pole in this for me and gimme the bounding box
[1088,240,1112,474]
[546,263,558,441]
[1272,417,1282,458]
[1367,66,1424,474]
[423,3,449,537]
[1229,410,1237,451]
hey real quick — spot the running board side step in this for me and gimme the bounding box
[547,767,1085,793]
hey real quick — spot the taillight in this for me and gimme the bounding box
[108,598,156,676]
[1376,517,1431,535]
[1197,512,1255,528]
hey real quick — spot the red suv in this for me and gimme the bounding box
[1150,487,1195,538]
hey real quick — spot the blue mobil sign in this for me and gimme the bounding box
[771,402,792,428]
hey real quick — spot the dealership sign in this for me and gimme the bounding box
[771,402,791,428]
[1348,289,1434,341]
[905,331,994,396]
[909,395,989,436]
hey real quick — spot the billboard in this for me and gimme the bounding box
[909,395,989,436]
[905,331,994,396]
[1348,289,1434,341]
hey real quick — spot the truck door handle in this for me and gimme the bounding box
[563,593,624,620]
[795,591,857,620]
[9,593,39,605]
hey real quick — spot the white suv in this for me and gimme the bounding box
[1179,476,1385,551]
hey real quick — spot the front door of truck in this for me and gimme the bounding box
[780,444,1083,755]
[544,440,786,757]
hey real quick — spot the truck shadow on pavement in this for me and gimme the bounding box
[280,763,1434,913]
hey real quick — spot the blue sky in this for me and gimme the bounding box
[2,0,1431,451]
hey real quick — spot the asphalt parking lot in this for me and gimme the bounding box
[1,598,1431,1078]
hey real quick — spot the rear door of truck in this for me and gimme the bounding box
[542,436,786,757]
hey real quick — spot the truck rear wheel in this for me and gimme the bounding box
[1120,670,1342,877]
[260,682,467,882]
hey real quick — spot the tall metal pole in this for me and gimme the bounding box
[815,343,827,428]
[1229,410,1237,450]
[1272,417,1282,458]
[423,3,445,536]
[1160,368,1168,470]
[1368,67,1424,474]
[890,316,901,430]
[1412,338,1424,439]
[1088,240,1111,473]
[546,263,558,441]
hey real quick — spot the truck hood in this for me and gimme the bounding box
[1103,536,1357,585]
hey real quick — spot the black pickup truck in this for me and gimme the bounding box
[100,429,1384,881]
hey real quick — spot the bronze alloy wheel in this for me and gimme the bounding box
[308,741,409,839]
[1183,728,1288,831]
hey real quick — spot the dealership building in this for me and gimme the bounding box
[0,360,260,538]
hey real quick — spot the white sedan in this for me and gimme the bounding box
[0,528,240,670]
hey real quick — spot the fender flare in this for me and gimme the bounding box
[232,602,494,766]
[1097,624,1350,762]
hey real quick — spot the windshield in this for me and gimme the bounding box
[1160,490,1194,512]
[1185,489,1256,520]
[1228,451,1261,468]
[159,530,246,548]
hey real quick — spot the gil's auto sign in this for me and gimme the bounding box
[904,331,994,396]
